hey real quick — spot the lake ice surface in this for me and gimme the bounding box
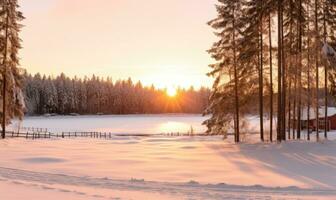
[11,114,208,134]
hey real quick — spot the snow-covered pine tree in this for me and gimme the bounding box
[0,0,24,138]
[321,0,336,138]
[79,77,88,113]
[240,0,271,141]
[205,0,245,141]
[45,76,58,113]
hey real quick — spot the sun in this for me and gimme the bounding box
[166,87,177,97]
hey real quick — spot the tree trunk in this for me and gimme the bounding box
[233,5,240,143]
[307,6,311,140]
[307,38,311,141]
[293,36,298,140]
[259,3,264,142]
[297,0,303,139]
[277,0,283,142]
[2,2,9,139]
[281,5,286,141]
[288,77,292,139]
[315,0,319,141]
[269,12,273,142]
[288,3,294,140]
[323,4,328,138]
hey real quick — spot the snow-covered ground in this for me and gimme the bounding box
[1,135,336,199]
[1,115,336,199]
[12,114,207,134]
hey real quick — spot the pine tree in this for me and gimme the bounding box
[321,0,336,138]
[0,0,25,138]
[239,0,269,142]
[205,0,245,141]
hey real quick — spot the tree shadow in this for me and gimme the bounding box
[207,140,336,189]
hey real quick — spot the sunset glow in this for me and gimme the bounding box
[1,0,336,199]
[19,0,217,89]
[166,87,177,97]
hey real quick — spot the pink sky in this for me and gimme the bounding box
[19,0,217,89]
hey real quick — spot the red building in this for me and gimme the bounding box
[298,107,336,131]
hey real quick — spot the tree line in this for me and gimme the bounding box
[205,0,336,142]
[23,72,210,115]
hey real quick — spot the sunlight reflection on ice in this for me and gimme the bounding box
[157,121,191,133]
[12,114,207,134]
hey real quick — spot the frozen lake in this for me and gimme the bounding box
[11,114,208,134]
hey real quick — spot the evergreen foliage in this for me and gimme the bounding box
[207,0,336,142]
[0,0,25,138]
[22,72,210,115]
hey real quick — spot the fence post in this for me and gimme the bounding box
[62,132,64,138]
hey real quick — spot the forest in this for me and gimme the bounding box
[22,72,210,115]
[204,0,336,142]
[1,0,336,144]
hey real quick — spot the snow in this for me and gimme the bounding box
[1,115,336,199]
[322,42,336,59]
[321,42,336,67]
[11,114,207,134]
[1,135,336,199]
[301,107,336,120]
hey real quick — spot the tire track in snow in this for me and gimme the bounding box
[0,167,335,200]
[0,179,123,200]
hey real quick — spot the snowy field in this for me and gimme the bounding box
[1,115,336,199]
[12,114,207,134]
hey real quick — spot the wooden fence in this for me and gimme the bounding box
[21,127,48,133]
[4,131,52,139]
[4,128,217,140]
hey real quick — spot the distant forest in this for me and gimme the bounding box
[22,73,210,115]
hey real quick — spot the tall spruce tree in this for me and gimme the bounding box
[239,0,269,141]
[205,0,245,141]
[321,0,336,138]
[0,0,25,138]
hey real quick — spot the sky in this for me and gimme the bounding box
[19,0,217,89]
